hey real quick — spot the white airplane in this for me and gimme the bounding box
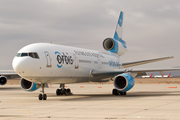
[1,11,180,100]
[142,73,153,78]
[154,73,171,78]
[0,70,19,85]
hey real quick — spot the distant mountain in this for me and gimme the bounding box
[173,66,180,68]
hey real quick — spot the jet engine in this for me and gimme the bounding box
[114,73,135,92]
[0,76,7,85]
[20,78,40,91]
[103,38,127,56]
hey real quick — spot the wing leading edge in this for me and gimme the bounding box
[91,68,180,78]
[91,56,179,78]
[122,56,174,68]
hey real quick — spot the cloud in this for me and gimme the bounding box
[0,0,180,69]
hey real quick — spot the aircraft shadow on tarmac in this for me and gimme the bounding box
[47,91,180,101]
[0,87,21,90]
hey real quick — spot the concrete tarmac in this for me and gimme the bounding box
[0,83,180,120]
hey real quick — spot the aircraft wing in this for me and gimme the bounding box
[122,56,174,68]
[91,68,180,78]
[0,70,19,79]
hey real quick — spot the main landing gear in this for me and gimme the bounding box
[112,89,127,96]
[39,83,47,100]
[56,84,72,96]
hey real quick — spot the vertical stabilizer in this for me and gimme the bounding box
[103,11,127,56]
[114,11,123,40]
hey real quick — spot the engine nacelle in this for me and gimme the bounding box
[114,73,135,92]
[20,78,40,92]
[103,38,127,56]
[0,76,7,85]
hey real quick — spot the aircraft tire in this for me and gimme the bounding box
[66,88,71,93]
[120,92,126,95]
[112,89,119,95]
[39,94,42,100]
[56,89,61,96]
[62,89,67,96]
[43,94,47,100]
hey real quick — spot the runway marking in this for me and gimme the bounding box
[168,87,177,88]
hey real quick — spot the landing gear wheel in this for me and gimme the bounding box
[112,89,119,95]
[56,89,62,96]
[42,94,47,100]
[120,92,127,95]
[39,94,42,100]
[66,88,71,93]
[57,84,72,96]
[62,89,67,96]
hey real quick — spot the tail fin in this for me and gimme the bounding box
[150,73,153,78]
[113,11,127,49]
[103,11,127,56]
[168,73,171,77]
[114,11,123,40]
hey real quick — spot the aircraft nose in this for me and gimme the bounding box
[12,57,27,74]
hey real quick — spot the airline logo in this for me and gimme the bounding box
[109,60,120,68]
[55,51,73,68]
[118,11,123,27]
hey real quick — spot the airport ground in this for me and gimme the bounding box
[1,78,180,120]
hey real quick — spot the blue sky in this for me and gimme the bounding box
[0,0,180,69]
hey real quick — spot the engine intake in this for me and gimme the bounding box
[20,78,40,92]
[0,76,7,85]
[103,38,115,51]
[114,74,135,92]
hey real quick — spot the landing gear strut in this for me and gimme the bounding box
[112,89,126,96]
[56,84,72,96]
[39,83,47,100]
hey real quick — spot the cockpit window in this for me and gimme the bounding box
[33,53,39,59]
[16,53,21,57]
[16,52,40,59]
[29,53,34,58]
[21,53,28,57]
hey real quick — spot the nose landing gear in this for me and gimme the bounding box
[39,83,47,100]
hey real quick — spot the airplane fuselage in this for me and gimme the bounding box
[13,43,122,84]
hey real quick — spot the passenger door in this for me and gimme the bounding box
[73,54,79,69]
[44,51,52,68]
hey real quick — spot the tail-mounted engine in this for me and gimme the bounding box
[0,76,7,85]
[114,73,135,92]
[103,38,127,56]
[20,78,40,92]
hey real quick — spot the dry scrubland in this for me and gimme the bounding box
[6,77,180,85]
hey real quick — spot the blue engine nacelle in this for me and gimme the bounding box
[20,78,40,92]
[114,73,135,92]
[103,38,127,56]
